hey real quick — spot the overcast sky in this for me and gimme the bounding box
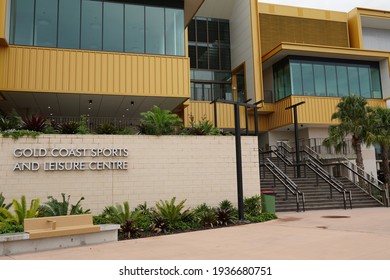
[259,0,390,12]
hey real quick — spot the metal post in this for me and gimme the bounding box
[213,100,218,128]
[285,102,305,178]
[234,103,244,220]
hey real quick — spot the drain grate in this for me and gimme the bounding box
[321,215,350,219]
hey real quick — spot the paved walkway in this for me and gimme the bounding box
[2,207,390,260]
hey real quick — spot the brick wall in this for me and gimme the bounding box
[0,135,260,214]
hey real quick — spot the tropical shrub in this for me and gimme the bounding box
[215,200,237,226]
[182,115,221,136]
[102,201,142,238]
[1,129,40,139]
[22,115,47,132]
[0,111,21,131]
[244,195,262,217]
[0,224,24,234]
[193,203,216,228]
[95,123,116,134]
[60,121,80,134]
[152,197,193,231]
[0,193,11,210]
[40,193,90,216]
[0,195,40,227]
[138,106,183,135]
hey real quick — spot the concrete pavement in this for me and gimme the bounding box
[1,207,390,260]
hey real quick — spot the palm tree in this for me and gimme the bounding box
[366,106,390,184]
[324,95,372,171]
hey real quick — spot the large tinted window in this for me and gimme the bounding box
[81,0,102,51]
[146,7,165,55]
[35,0,58,47]
[165,9,184,56]
[273,57,382,101]
[58,0,81,49]
[125,5,144,53]
[10,1,184,56]
[11,0,34,45]
[103,2,124,52]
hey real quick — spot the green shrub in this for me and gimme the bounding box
[0,195,40,227]
[138,106,183,135]
[182,115,221,135]
[116,127,136,135]
[0,110,22,131]
[95,123,116,134]
[0,224,24,234]
[76,115,89,134]
[60,121,80,134]
[193,203,216,228]
[0,193,11,210]
[1,129,40,139]
[22,115,47,132]
[244,195,262,217]
[152,197,192,231]
[41,193,90,216]
[245,212,278,223]
[215,200,237,226]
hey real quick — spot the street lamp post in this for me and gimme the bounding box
[285,101,305,178]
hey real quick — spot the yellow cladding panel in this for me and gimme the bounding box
[0,0,7,46]
[250,0,263,102]
[184,101,246,129]
[258,3,347,22]
[0,46,190,98]
[259,14,349,55]
[292,96,386,125]
[348,9,363,49]
[262,97,293,131]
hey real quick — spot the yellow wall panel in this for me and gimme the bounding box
[0,0,7,45]
[0,46,190,98]
[184,101,247,129]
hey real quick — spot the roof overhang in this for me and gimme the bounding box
[262,43,390,69]
[184,0,205,26]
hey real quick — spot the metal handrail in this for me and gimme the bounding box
[306,158,352,209]
[338,157,388,206]
[304,146,388,207]
[264,158,305,212]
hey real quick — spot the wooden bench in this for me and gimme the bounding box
[24,214,100,240]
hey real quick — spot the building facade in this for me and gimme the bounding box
[1,0,390,175]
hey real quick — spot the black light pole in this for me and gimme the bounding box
[244,98,252,135]
[212,99,261,220]
[285,101,305,178]
[211,98,218,128]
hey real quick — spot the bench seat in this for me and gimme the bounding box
[24,214,100,240]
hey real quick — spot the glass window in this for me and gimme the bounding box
[145,7,165,55]
[336,66,349,96]
[189,46,197,68]
[301,63,315,95]
[284,63,291,98]
[34,0,58,47]
[220,47,231,70]
[219,21,230,45]
[290,62,303,95]
[103,2,124,52]
[58,0,81,49]
[124,5,144,54]
[188,20,196,41]
[371,68,382,98]
[81,0,103,50]
[209,45,220,70]
[313,64,326,96]
[348,66,360,96]
[208,20,218,44]
[197,46,208,69]
[359,67,371,98]
[325,65,338,97]
[11,0,35,45]
[165,9,184,56]
[196,19,207,43]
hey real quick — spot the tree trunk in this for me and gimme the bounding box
[381,145,390,184]
[353,136,365,172]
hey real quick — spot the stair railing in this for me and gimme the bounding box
[264,158,305,212]
[338,157,389,207]
[305,158,352,209]
[304,146,388,207]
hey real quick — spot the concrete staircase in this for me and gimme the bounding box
[261,157,383,212]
